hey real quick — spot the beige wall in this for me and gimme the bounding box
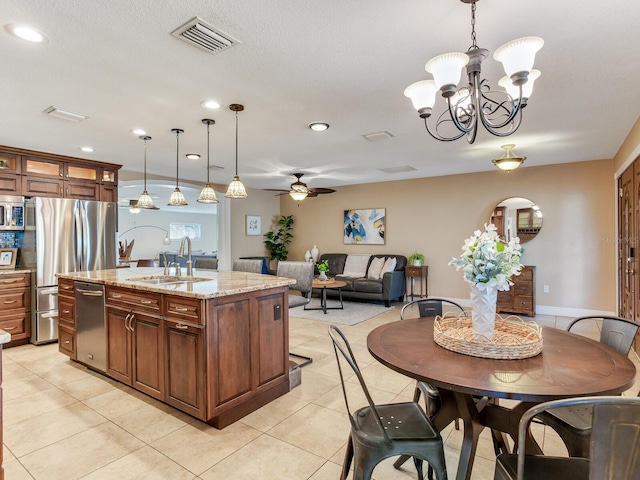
[229,187,280,262]
[614,116,640,172]
[281,160,616,315]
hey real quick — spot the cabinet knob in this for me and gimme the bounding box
[175,323,188,330]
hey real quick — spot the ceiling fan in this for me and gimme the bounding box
[266,173,336,200]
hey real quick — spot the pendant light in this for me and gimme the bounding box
[225,104,248,199]
[168,128,188,206]
[197,119,219,203]
[136,135,156,209]
[492,144,526,173]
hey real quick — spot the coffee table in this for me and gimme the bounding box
[304,278,346,314]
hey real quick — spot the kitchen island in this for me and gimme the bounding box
[56,268,295,429]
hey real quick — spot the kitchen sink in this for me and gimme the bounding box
[128,276,211,285]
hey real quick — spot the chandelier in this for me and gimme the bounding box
[136,135,156,209]
[168,128,188,206]
[289,173,309,201]
[404,0,543,143]
[197,119,219,203]
[225,104,248,199]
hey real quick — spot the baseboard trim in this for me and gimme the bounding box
[446,298,616,319]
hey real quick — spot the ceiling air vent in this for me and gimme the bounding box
[171,17,239,54]
[363,131,395,142]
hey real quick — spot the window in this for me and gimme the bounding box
[169,223,201,240]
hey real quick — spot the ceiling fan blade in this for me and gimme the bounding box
[309,188,336,195]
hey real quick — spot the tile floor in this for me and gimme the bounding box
[2,308,639,479]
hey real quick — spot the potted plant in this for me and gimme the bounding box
[316,259,330,281]
[263,215,294,267]
[408,252,425,266]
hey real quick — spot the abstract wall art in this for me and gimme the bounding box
[344,208,385,245]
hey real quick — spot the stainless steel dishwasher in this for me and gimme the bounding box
[75,282,106,372]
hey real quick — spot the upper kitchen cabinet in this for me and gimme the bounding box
[0,145,122,201]
[0,150,22,195]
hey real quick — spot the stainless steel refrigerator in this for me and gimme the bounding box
[21,198,117,344]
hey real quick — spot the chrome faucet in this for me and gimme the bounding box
[160,251,169,275]
[178,236,193,277]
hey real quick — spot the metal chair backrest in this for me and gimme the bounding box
[276,261,314,296]
[567,315,639,355]
[232,259,263,273]
[328,325,392,446]
[401,297,465,320]
[515,396,640,480]
[194,257,218,270]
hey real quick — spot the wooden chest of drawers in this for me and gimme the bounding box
[0,272,31,347]
[497,266,535,317]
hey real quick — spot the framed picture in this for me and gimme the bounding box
[344,208,386,245]
[0,248,17,269]
[246,215,261,236]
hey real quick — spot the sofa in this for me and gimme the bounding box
[317,253,407,307]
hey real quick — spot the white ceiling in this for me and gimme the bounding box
[1,0,639,193]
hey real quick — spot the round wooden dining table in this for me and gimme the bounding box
[367,317,636,480]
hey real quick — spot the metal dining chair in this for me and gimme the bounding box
[329,325,448,480]
[277,261,315,368]
[494,396,640,480]
[535,315,640,458]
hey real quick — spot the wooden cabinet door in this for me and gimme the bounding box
[165,319,205,419]
[100,184,118,202]
[255,292,287,388]
[64,181,99,200]
[131,312,164,400]
[106,306,132,385]
[0,173,21,195]
[21,176,63,198]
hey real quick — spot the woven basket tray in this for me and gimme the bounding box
[433,313,543,360]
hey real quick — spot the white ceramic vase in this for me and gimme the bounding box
[304,250,312,262]
[311,245,319,263]
[318,271,327,281]
[469,283,497,341]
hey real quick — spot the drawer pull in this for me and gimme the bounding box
[60,285,73,290]
[3,326,16,330]
[63,340,70,344]
[140,300,153,304]
[3,300,17,304]
[111,294,122,298]
[174,307,189,312]
[175,323,188,330]
[1,279,18,284]
[62,309,70,314]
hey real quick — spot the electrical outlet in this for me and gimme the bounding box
[543,285,549,293]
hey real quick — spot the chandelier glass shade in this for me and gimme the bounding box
[136,135,156,209]
[225,104,248,199]
[197,119,219,204]
[289,184,309,201]
[404,0,543,143]
[492,144,525,172]
[168,128,188,206]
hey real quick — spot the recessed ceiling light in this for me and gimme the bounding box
[201,100,221,109]
[6,24,49,43]
[132,128,146,135]
[186,153,200,160]
[80,146,94,153]
[309,122,329,132]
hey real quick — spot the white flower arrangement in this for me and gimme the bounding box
[449,223,523,293]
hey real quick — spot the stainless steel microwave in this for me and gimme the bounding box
[0,195,25,230]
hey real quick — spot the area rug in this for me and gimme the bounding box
[290,299,394,326]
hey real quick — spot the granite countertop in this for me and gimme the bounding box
[57,267,295,299]
[0,269,32,275]
[0,329,10,344]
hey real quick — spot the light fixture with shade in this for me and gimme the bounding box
[225,104,248,199]
[128,199,140,214]
[197,119,219,204]
[168,128,188,206]
[492,144,525,172]
[404,0,543,143]
[289,173,309,201]
[136,135,156,209]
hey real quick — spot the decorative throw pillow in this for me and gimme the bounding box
[342,254,371,277]
[367,257,385,280]
[381,256,397,275]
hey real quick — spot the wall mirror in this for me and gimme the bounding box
[490,197,542,244]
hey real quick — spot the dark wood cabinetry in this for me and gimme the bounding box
[0,145,121,200]
[57,278,76,358]
[0,273,31,347]
[62,280,290,428]
[497,265,536,317]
